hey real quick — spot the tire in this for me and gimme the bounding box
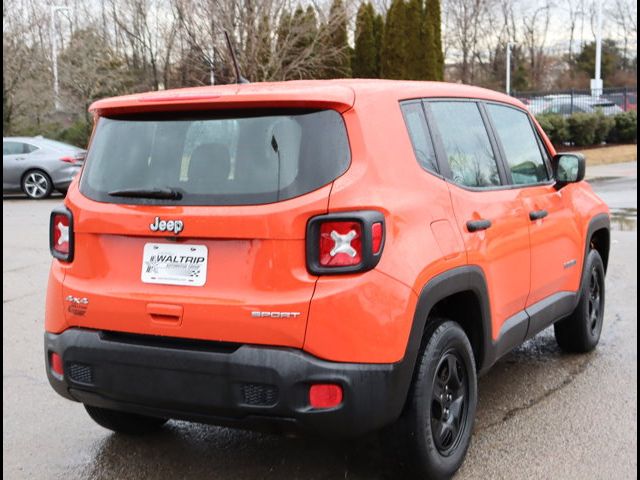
[21,170,53,199]
[397,320,478,480]
[554,249,605,353]
[84,405,168,434]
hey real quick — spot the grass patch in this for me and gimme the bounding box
[559,144,637,166]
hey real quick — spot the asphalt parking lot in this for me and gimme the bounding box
[3,169,637,480]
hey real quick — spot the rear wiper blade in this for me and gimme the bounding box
[108,188,182,200]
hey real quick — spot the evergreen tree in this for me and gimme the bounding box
[425,0,444,80]
[303,6,319,51]
[291,5,318,69]
[373,13,384,77]
[255,15,273,81]
[405,0,424,80]
[381,0,408,79]
[353,3,377,78]
[322,0,351,78]
[423,2,437,80]
[276,9,298,78]
[276,9,293,57]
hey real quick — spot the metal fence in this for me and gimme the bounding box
[512,86,637,117]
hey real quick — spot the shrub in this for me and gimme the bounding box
[536,113,568,145]
[593,111,615,144]
[55,120,92,148]
[607,110,637,143]
[566,113,598,147]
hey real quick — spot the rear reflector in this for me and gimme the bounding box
[309,384,343,409]
[372,222,383,254]
[59,156,75,163]
[50,352,64,376]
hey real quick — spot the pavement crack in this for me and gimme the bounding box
[3,262,48,274]
[3,292,40,304]
[478,357,594,431]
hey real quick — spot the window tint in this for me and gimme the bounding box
[486,104,549,185]
[3,142,25,155]
[24,143,38,153]
[80,109,351,206]
[429,102,500,188]
[400,102,438,174]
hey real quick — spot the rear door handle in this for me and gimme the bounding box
[529,209,548,221]
[466,219,492,232]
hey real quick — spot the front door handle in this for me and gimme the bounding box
[466,219,492,232]
[529,209,548,221]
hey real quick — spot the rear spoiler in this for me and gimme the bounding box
[89,83,355,116]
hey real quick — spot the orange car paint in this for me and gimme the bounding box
[45,79,609,365]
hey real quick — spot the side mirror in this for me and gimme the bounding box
[553,153,586,188]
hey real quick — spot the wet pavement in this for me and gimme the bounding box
[3,169,637,479]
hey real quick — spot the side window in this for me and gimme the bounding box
[24,143,38,153]
[3,142,25,155]
[486,104,549,185]
[400,102,438,174]
[428,101,501,188]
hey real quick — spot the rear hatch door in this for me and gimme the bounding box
[61,105,352,348]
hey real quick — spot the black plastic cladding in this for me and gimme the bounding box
[306,210,385,275]
[49,206,74,262]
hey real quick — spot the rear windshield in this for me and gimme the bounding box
[80,109,350,205]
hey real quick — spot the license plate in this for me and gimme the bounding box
[141,243,208,286]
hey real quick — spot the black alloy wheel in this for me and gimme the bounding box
[430,350,469,456]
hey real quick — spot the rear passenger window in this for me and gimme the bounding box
[400,102,438,174]
[3,142,26,155]
[486,104,549,185]
[429,102,501,188]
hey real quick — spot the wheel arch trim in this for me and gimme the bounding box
[400,266,493,394]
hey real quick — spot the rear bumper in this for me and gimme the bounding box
[51,165,81,190]
[45,329,411,436]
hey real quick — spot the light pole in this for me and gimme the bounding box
[51,5,70,111]
[506,42,513,95]
[209,46,215,85]
[591,1,603,97]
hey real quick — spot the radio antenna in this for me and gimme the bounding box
[224,31,249,84]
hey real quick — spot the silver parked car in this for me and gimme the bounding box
[538,96,624,117]
[3,136,86,199]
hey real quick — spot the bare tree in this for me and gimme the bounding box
[607,0,637,69]
[563,0,585,66]
[171,0,351,83]
[443,0,493,84]
[520,1,551,89]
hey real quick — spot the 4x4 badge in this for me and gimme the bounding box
[150,217,184,235]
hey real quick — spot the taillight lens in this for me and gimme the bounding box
[59,156,75,163]
[307,211,385,275]
[49,208,74,262]
[319,221,362,266]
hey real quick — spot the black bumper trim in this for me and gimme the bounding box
[45,329,411,436]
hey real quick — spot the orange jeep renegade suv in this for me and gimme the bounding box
[45,80,610,479]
